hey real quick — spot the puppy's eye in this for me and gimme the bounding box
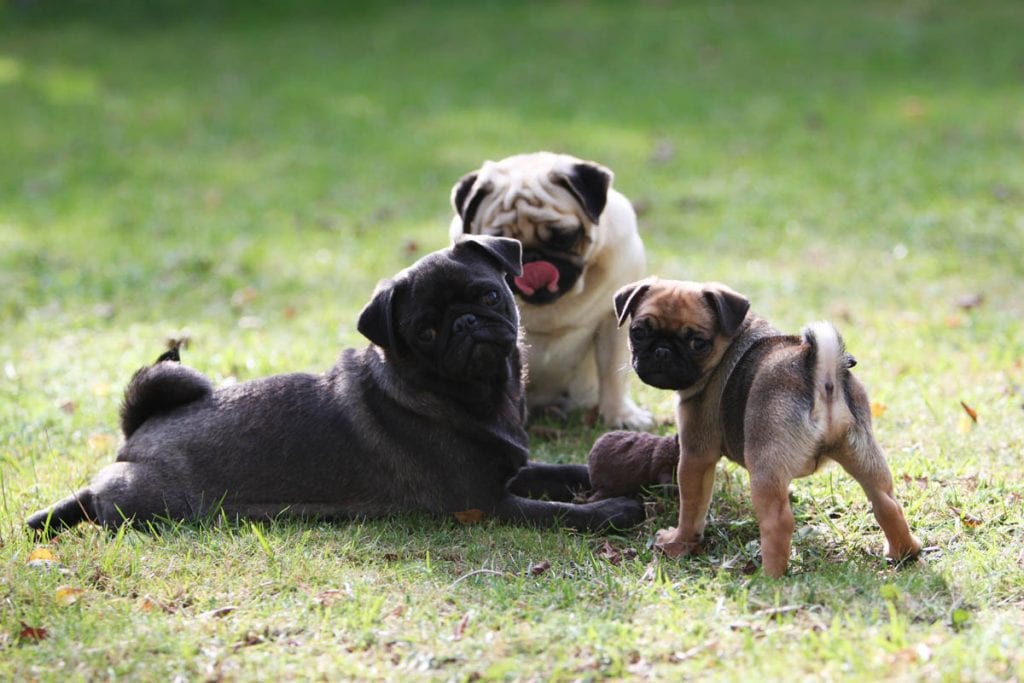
[480,290,500,307]
[688,337,711,353]
[417,328,437,344]
[630,325,650,342]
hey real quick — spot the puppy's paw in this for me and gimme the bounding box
[654,527,701,558]
[599,398,654,430]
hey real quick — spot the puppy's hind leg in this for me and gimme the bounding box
[835,432,922,563]
[749,469,796,578]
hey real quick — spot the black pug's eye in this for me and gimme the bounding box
[688,336,711,353]
[417,328,437,344]
[479,290,500,307]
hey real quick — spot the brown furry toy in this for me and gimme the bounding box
[587,431,679,501]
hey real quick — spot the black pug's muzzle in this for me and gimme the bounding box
[438,305,519,381]
[510,250,584,305]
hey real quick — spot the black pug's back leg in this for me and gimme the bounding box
[492,494,644,531]
[506,462,591,502]
[28,462,190,535]
[26,488,98,538]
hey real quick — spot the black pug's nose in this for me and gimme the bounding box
[453,314,478,334]
[654,347,671,363]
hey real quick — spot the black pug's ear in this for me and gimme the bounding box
[451,171,493,233]
[613,278,655,327]
[702,283,750,337]
[552,161,613,224]
[455,234,523,277]
[358,279,403,351]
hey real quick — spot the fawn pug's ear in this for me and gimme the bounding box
[613,278,657,327]
[701,283,750,337]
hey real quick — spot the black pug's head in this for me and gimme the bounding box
[358,236,523,386]
[613,278,750,393]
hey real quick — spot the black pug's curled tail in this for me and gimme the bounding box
[120,349,213,438]
[26,488,96,537]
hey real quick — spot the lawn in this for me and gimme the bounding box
[2,0,1023,679]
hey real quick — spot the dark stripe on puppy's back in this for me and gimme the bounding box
[720,335,802,466]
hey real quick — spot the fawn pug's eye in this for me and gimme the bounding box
[629,323,651,343]
[688,336,711,353]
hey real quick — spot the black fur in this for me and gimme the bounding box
[28,236,642,537]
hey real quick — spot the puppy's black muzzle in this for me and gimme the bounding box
[632,343,701,391]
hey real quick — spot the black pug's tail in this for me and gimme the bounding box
[120,345,213,438]
[26,487,96,536]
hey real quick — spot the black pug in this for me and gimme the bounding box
[27,236,644,536]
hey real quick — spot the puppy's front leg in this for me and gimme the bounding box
[595,315,652,429]
[655,452,719,557]
[493,494,644,531]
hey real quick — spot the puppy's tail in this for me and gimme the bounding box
[802,321,857,437]
[120,348,213,438]
[26,487,96,537]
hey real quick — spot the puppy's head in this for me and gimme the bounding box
[450,151,613,305]
[613,278,750,391]
[358,235,523,384]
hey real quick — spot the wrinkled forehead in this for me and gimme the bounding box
[400,248,496,293]
[475,167,582,228]
[638,283,714,332]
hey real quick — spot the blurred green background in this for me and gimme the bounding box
[1,1,1022,679]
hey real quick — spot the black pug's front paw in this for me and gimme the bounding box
[578,496,645,531]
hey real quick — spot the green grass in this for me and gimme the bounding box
[2,0,1023,679]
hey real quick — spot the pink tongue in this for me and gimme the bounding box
[514,261,560,296]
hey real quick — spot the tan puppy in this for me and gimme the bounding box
[614,278,922,577]
[450,152,651,429]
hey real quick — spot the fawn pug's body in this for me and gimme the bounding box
[614,278,921,576]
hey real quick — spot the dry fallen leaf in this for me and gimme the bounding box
[960,401,978,423]
[870,402,887,418]
[55,586,84,607]
[453,613,470,640]
[956,293,985,311]
[19,622,47,642]
[314,589,351,608]
[453,509,485,525]
[597,541,622,565]
[529,560,551,577]
[950,506,983,527]
[28,548,57,563]
[87,432,116,453]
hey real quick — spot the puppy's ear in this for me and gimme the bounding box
[613,278,655,327]
[702,284,750,337]
[451,171,492,233]
[552,161,612,224]
[456,234,523,277]
[358,279,402,351]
